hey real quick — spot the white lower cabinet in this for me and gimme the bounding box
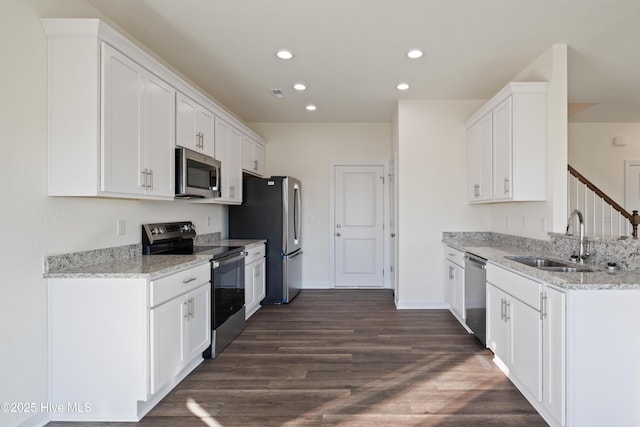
[150,294,185,394]
[48,263,211,421]
[443,245,465,324]
[487,264,566,426]
[245,243,266,319]
[542,285,566,427]
[486,281,542,403]
[150,282,210,394]
[486,264,543,412]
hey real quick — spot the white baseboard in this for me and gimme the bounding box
[15,411,49,427]
[395,299,449,310]
[300,283,393,290]
[300,282,332,289]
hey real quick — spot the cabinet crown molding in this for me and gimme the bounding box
[41,18,265,145]
[465,82,549,128]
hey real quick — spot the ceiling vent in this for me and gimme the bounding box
[271,89,285,99]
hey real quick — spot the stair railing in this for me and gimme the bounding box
[568,165,640,239]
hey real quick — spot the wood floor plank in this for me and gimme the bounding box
[46,289,548,426]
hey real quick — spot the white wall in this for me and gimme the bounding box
[248,122,392,289]
[1,2,228,426]
[395,101,492,308]
[490,44,569,239]
[569,122,640,206]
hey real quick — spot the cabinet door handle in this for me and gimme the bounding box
[148,170,153,190]
[474,184,480,198]
[541,293,548,319]
[183,301,189,319]
[189,297,194,319]
[182,277,197,284]
[141,169,147,188]
[505,300,511,321]
[448,266,454,279]
[500,298,505,320]
[253,160,258,171]
[504,177,510,195]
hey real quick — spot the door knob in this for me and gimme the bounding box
[391,233,396,237]
[336,224,341,228]
[336,232,341,237]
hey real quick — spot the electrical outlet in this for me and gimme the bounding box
[116,219,125,235]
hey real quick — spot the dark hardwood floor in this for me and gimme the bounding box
[48,289,548,426]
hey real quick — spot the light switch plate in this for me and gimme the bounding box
[116,219,125,235]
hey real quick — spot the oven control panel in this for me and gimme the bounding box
[142,221,196,244]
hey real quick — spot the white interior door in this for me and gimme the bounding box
[625,161,640,212]
[334,165,384,288]
[389,159,396,296]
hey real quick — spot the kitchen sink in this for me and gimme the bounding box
[505,256,572,268]
[537,266,594,273]
[505,256,593,273]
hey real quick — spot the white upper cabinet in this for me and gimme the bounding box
[42,18,266,202]
[466,82,548,203]
[101,44,175,198]
[215,117,243,204]
[242,134,265,177]
[176,92,215,158]
[467,112,493,202]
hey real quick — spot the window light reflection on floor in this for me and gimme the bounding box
[186,397,224,427]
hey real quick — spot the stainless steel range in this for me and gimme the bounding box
[142,221,246,358]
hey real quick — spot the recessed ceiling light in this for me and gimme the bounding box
[293,83,307,91]
[276,50,294,60]
[396,83,410,91]
[305,104,317,111]
[407,49,423,59]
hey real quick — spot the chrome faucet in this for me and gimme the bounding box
[566,209,588,263]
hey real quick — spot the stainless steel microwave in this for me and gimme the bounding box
[175,147,221,198]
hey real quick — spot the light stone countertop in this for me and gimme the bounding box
[45,238,267,280]
[443,239,640,290]
[45,255,212,279]
[207,239,266,248]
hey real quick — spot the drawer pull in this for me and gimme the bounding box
[182,277,197,284]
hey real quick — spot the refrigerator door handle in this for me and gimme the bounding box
[294,183,301,244]
[289,250,303,259]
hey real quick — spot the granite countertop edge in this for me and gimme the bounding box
[211,239,267,248]
[45,238,267,280]
[45,255,213,279]
[443,239,640,291]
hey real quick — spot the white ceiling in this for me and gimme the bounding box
[82,0,640,123]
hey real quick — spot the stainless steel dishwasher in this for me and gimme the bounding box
[464,253,487,345]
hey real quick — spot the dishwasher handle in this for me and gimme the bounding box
[464,254,487,269]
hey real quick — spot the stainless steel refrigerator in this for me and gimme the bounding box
[229,176,302,304]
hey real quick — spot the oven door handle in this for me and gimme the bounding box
[212,252,246,269]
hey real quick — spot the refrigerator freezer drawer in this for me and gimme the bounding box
[283,250,302,303]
